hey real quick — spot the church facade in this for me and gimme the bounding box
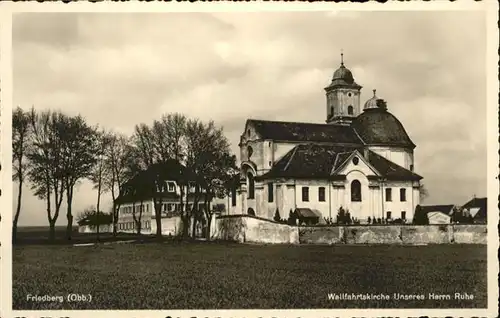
[228,56,423,223]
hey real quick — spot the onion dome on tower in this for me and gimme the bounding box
[351,90,415,149]
[325,52,361,89]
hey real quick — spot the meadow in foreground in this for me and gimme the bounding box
[13,242,487,309]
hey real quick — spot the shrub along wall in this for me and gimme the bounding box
[214,215,487,245]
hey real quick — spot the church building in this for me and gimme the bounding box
[229,55,423,223]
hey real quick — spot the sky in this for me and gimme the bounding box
[12,11,487,226]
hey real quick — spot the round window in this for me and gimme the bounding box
[348,92,352,97]
[352,157,359,165]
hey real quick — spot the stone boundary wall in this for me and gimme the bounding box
[78,216,487,245]
[213,215,298,244]
[214,216,487,245]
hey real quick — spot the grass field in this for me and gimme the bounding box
[15,226,154,245]
[13,242,487,309]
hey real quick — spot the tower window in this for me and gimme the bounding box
[330,106,334,115]
[348,92,352,97]
[348,105,354,115]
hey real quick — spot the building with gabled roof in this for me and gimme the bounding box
[461,197,487,224]
[229,54,423,223]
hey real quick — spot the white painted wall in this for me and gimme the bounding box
[368,146,414,171]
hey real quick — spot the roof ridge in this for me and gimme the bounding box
[351,126,366,145]
[283,146,300,172]
[248,118,349,127]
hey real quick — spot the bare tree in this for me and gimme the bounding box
[102,133,130,236]
[419,183,429,203]
[12,107,31,243]
[184,120,237,239]
[27,109,67,241]
[129,114,188,240]
[60,115,99,240]
[89,129,113,240]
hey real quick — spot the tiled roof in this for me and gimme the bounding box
[115,192,207,204]
[257,144,361,179]
[462,197,487,220]
[366,151,422,181]
[419,205,455,215]
[247,119,363,145]
[351,108,416,149]
[258,144,422,181]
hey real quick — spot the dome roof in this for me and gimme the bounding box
[325,53,361,90]
[332,64,354,84]
[351,107,416,149]
[364,89,382,110]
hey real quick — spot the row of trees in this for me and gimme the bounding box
[13,107,238,242]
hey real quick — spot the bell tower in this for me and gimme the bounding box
[325,52,362,125]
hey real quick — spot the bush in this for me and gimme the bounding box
[287,209,297,225]
[273,209,281,222]
[413,205,429,225]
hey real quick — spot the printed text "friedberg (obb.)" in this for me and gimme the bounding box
[327,292,474,301]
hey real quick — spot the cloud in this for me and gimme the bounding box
[12,11,487,225]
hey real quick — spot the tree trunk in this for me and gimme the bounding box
[204,200,212,240]
[154,197,163,240]
[13,177,23,243]
[96,180,102,241]
[49,220,56,242]
[46,177,53,242]
[66,186,74,241]
[113,202,120,237]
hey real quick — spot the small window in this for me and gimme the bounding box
[330,106,334,115]
[268,141,271,147]
[268,183,274,203]
[348,105,354,115]
[302,187,309,202]
[386,211,392,220]
[400,188,407,202]
[167,182,175,192]
[231,187,237,207]
[352,157,359,165]
[348,92,352,97]
[247,173,255,199]
[269,161,272,167]
[318,187,326,202]
[385,188,392,202]
[401,211,406,220]
[410,164,414,171]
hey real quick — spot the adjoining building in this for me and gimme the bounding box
[417,205,455,225]
[114,163,227,235]
[460,197,487,224]
[229,54,423,224]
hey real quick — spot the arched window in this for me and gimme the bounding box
[351,180,362,202]
[247,172,255,199]
[247,208,255,216]
[348,105,354,115]
[247,146,253,159]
